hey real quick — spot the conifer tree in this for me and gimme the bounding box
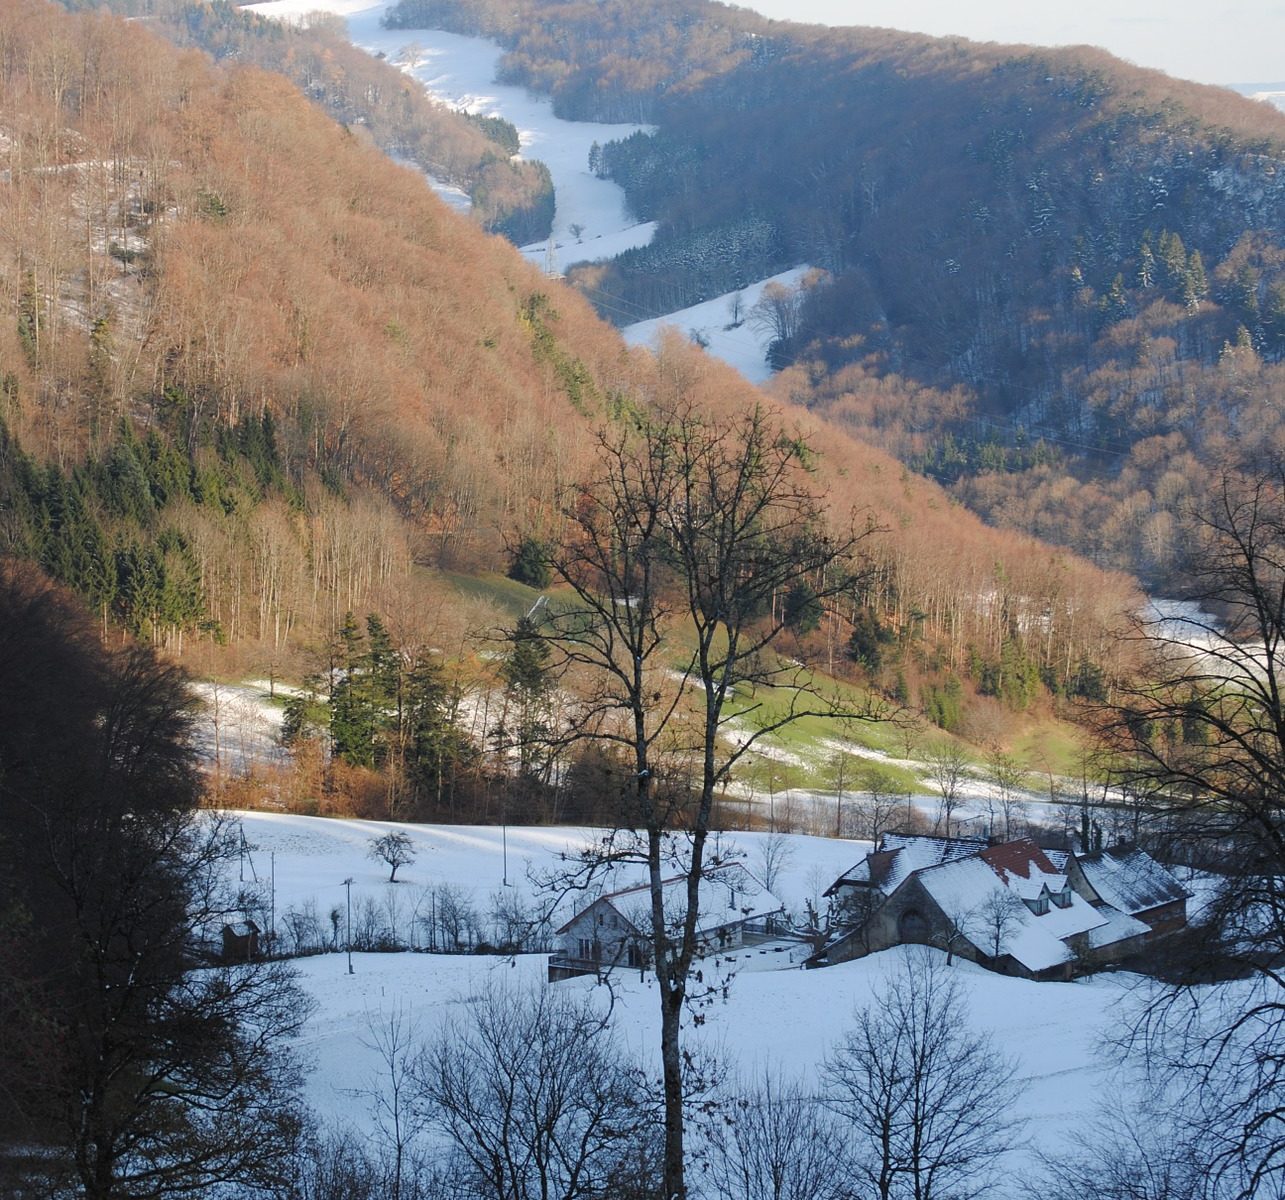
[499,613,556,796]
[1183,250,1208,311]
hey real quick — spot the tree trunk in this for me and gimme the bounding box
[659,985,686,1200]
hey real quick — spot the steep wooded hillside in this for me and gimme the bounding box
[385,0,1285,586]
[0,1,1137,728]
[64,0,555,242]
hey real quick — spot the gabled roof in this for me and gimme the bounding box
[980,838,1059,882]
[1085,904,1151,949]
[828,833,988,898]
[1074,845,1190,915]
[557,863,783,936]
[911,852,1107,973]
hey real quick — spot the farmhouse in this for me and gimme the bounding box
[822,833,1188,980]
[550,863,784,982]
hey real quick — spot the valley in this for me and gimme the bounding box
[1,0,1284,1195]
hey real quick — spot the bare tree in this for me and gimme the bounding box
[292,1127,383,1200]
[369,830,417,882]
[703,1068,850,1200]
[433,883,479,951]
[748,280,807,346]
[359,1006,431,1200]
[755,832,793,897]
[971,890,1027,961]
[829,750,857,838]
[1040,1105,1220,1200]
[896,712,924,761]
[823,953,1022,1200]
[413,984,658,1200]
[538,400,884,1199]
[927,743,969,837]
[1099,465,1285,1197]
[984,747,1028,840]
[747,271,826,358]
[856,764,904,844]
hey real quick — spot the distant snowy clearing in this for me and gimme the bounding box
[622,265,815,385]
[239,0,810,386]
[241,0,654,263]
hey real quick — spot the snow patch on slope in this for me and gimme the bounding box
[622,265,815,385]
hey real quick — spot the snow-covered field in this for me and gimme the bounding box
[229,811,864,939]
[242,0,655,267]
[189,681,292,774]
[621,266,815,385]
[232,811,1159,1190]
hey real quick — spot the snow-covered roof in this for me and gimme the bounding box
[559,864,783,937]
[1085,904,1151,949]
[1044,848,1071,872]
[828,833,988,897]
[912,847,1108,974]
[1075,846,1189,916]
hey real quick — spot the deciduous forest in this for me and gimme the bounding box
[384,0,1285,588]
[1,0,1139,768]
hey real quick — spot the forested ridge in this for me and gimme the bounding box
[63,0,556,242]
[383,0,1285,588]
[0,0,1144,777]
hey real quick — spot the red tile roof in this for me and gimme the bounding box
[979,838,1059,884]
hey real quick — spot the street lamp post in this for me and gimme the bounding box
[343,877,354,974]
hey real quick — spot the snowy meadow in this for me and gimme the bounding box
[231,812,1157,1194]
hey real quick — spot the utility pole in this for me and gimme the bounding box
[343,877,354,974]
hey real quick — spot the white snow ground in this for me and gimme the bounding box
[242,0,655,268]
[228,811,864,938]
[189,681,292,774]
[620,265,816,386]
[231,811,1164,1192]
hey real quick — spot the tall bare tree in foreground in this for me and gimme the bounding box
[413,984,656,1199]
[538,400,883,1199]
[1101,466,1285,1198]
[703,1068,849,1200]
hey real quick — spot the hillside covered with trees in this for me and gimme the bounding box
[383,0,1285,587]
[66,0,556,243]
[0,0,1145,805]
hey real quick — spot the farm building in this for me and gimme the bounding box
[822,834,1188,980]
[550,863,784,981]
